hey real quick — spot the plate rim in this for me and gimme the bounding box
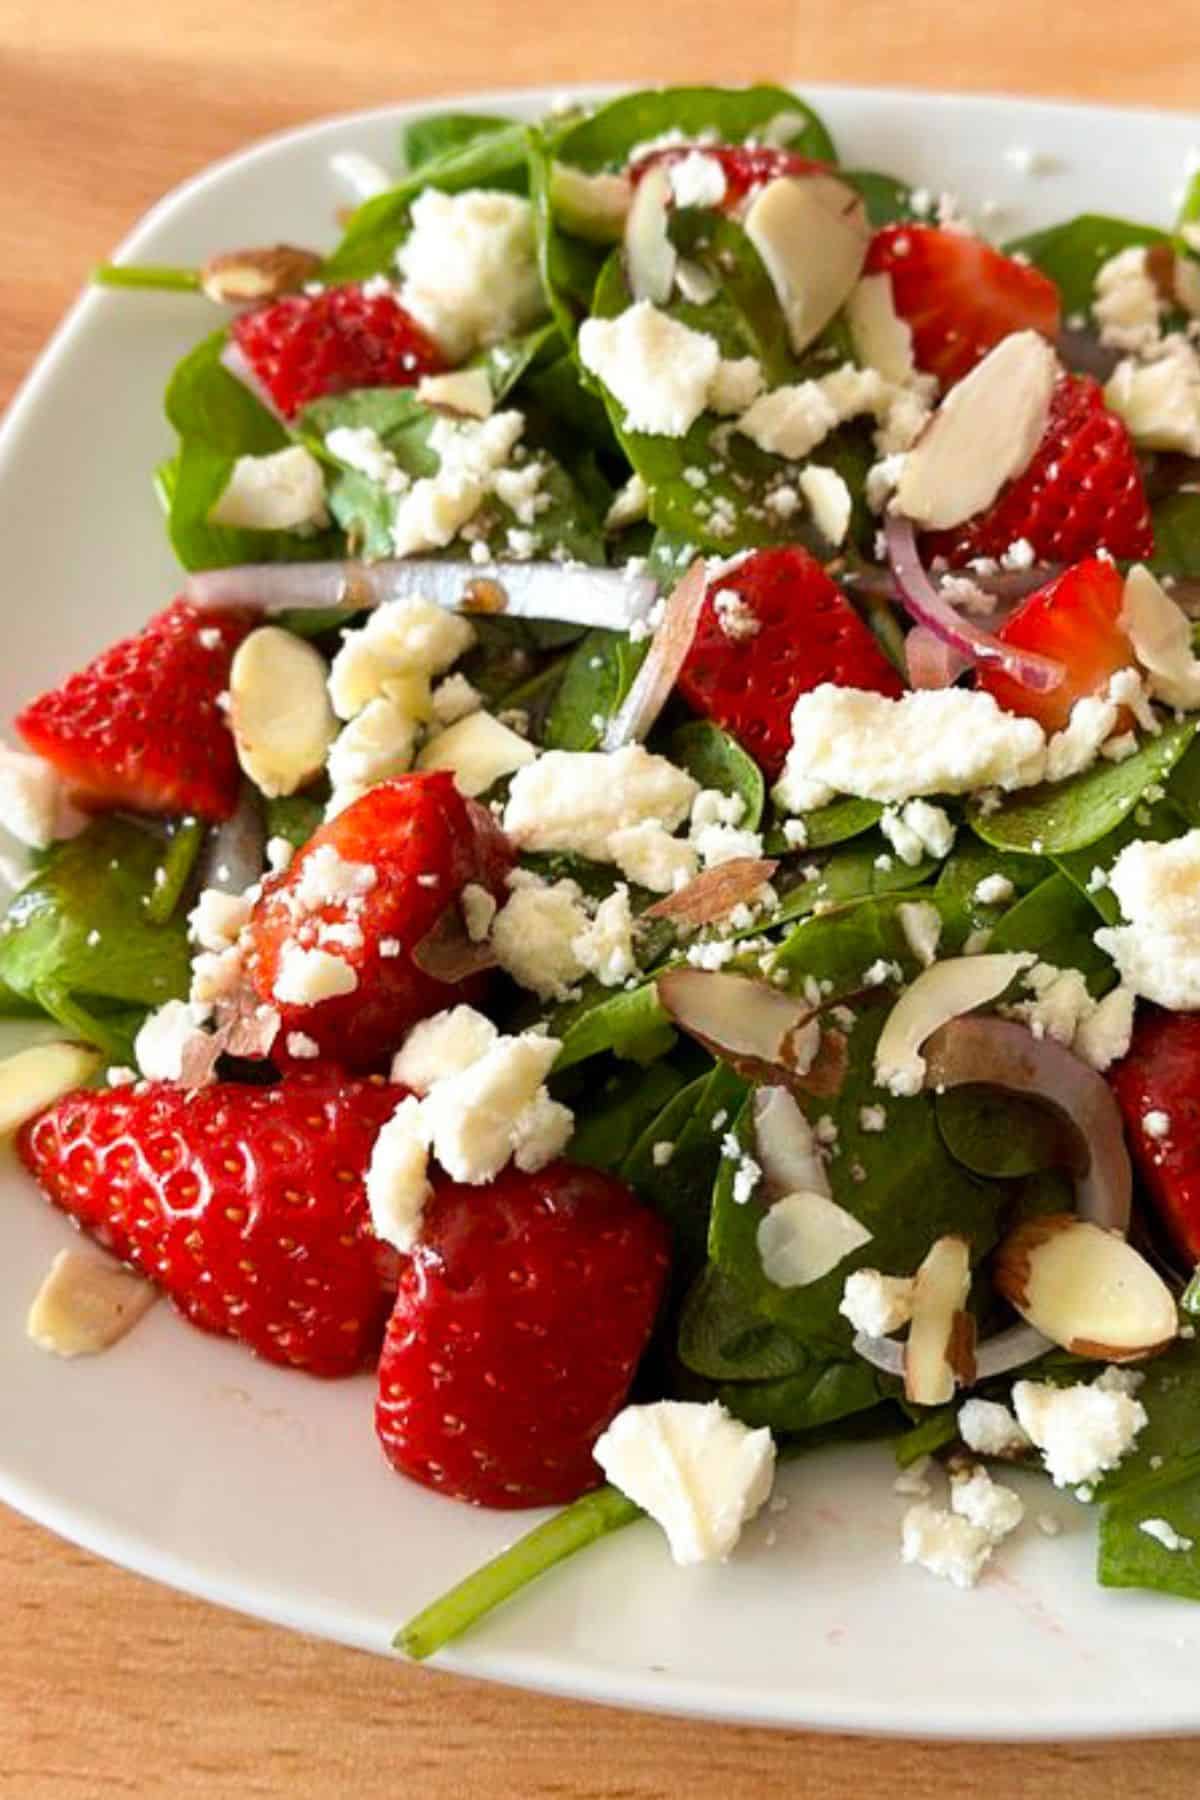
[5,80,1200,1742]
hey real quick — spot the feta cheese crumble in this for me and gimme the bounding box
[578,301,758,438]
[396,188,546,360]
[503,745,698,860]
[1011,1371,1148,1489]
[593,1400,776,1565]
[1095,830,1200,1009]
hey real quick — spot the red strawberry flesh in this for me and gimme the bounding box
[376,1159,670,1507]
[231,283,447,420]
[1110,1008,1200,1265]
[19,1068,405,1376]
[977,556,1135,733]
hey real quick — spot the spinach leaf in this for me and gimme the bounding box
[565,1061,685,1172]
[1053,795,1184,924]
[779,796,882,854]
[402,112,513,172]
[1005,214,1168,317]
[552,980,674,1071]
[551,86,837,173]
[769,836,936,937]
[522,350,621,456]
[987,871,1116,991]
[265,793,325,850]
[843,170,916,227]
[708,1010,1003,1353]
[144,817,205,926]
[0,818,192,1051]
[1150,492,1200,581]
[668,721,765,830]
[969,719,1197,855]
[677,1265,808,1380]
[622,1061,747,1269]
[935,838,1048,950]
[1094,1337,1200,1507]
[164,332,340,571]
[527,127,612,340]
[710,1357,888,1437]
[1099,1473,1200,1603]
[322,121,532,282]
[893,1407,960,1469]
[542,628,646,750]
[935,1086,1075,1179]
[771,892,928,992]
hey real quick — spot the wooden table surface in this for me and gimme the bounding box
[5,3,1200,1793]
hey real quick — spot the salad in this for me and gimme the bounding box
[8,82,1200,1658]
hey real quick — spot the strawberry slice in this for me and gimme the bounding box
[926,375,1154,569]
[976,557,1134,733]
[864,223,1061,387]
[18,1068,404,1375]
[16,599,251,822]
[376,1159,669,1507]
[1110,1008,1200,1264]
[245,772,513,1070]
[231,283,447,420]
[628,143,823,210]
[676,546,904,779]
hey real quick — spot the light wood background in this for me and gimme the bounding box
[5,3,1200,1794]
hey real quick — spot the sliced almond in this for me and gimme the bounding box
[200,244,323,305]
[846,272,916,383]
[0,1041,101,1137]
[229,627,337,799]
[753,1084,830,1199]
[415,369,494,419]
[644,856,778,928]
[994,1215,1178,1362]
[624,161,677,305]
[27,1248,157,1357]
[757,1190,872,1288]
[895,331,1058,530]
[416,710,536,797]
[743,173,869,355]
[657,968,819,1077]
[905,1235,973,1406]
[550,162,632,243]
[874,952,1035,1098]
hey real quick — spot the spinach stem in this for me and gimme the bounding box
[395,1485,640,1661]
[145,818,206,926]
[93,263,202,293]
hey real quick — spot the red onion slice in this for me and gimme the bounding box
[219,340,290,427]
[604,559,708,750]
[906,625,969,689]
[644,857,778,928]
[197,783,266,895]
[848,564,1062,605]
[411,904,498,983]
[1054,327,1122,384]
[885,514,1064,695]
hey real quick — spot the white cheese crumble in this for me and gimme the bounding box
[395,188,547,360]
[958,1398,1032,1460]
[0,747,66,849]
[896,900,942,969]
[133,1000,214,1083]
[880,799,956,867]
[490,876,591,1001]
[503,745,698,860]
[1093,246,1165,355]
[188,887,253,952]
[207,446,330,532]
[365,1095,432,1253]
[899,1502,996,1591]
[608,820,698,893]
[775,686,1047,810]
[390,1005,498,1094]
[1011,1371,1148,1489]
[667,151,728,209]
[430,672,482,728]
[272,945,358,1005]
[460,882,497,943]
[578,301,758,438]
[1095,830,1200,1009]
[798,465,852,547]
[329,596,474,720]
[593,1400,776,1565]
[839,1269,915,1336]
[390,409,527,558]
[417,709,537,797]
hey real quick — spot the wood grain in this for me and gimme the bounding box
[3,3,1200,1791]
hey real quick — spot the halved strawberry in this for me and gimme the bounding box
[628,143,823,210]
[676,546,904,779]
[864,223,1061,387]
[1110,1008,1200,1264]
[231,283,447,420]
[976,557,1134,732]
[245,773,513,1070]
[926,375,1154,569]
[18,1067,404,1375]
[16,600,251,822]
[376,1159,670,1507]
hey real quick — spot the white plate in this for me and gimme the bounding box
[3,83,1200,1741]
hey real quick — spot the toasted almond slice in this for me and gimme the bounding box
[905,1235,973,1406]
[846,272,917,383]
[624,161,676,304]
[416,710,536,798]
[994,1215,1178,1362]
[200,244,323,305]
[644,856,778,928]
[657,968,819,1077]
[757,1190,872,1288]
[550,163,632,243]
[27,1248,157,1357]
[753,1084,831,1199]
[874,953,1035,1098]
[895,331,1058,530]
[743,173,869,355]
[0,1041,100,1137]
[229,627,338,799]
[415,369,495,419]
